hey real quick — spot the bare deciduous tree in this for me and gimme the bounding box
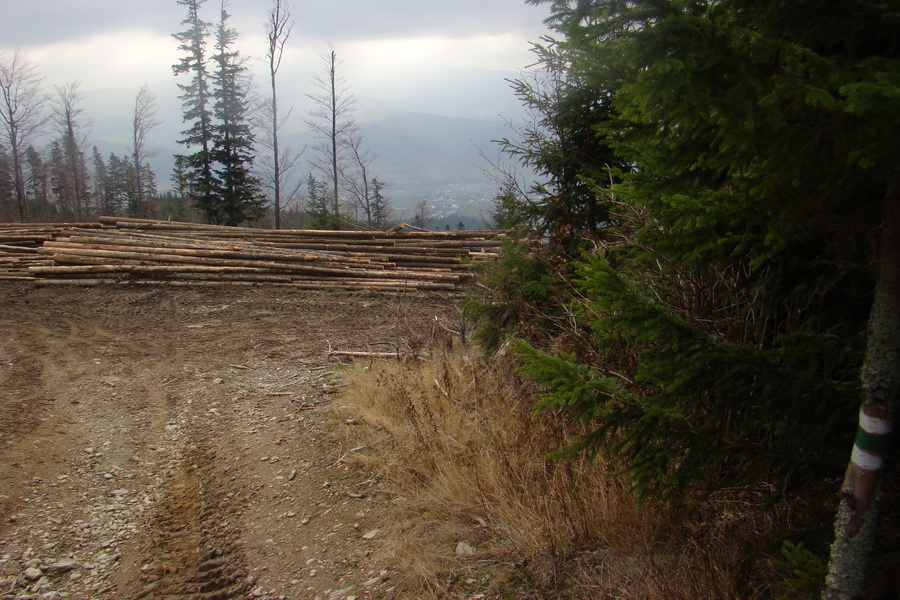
[52,81,91,220]
[0,50,49,222]
[261,0,296,229]
[255,99,305,225]
[412,198,432,230]
[132,83,161,217]
[304,47,356,218]
[344,130,375,226]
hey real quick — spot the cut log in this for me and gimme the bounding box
[10,216,506,289]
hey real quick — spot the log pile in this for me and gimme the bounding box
[5,217,503,291]
[0,223,102,280]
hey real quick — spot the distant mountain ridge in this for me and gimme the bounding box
[80,66,527,219]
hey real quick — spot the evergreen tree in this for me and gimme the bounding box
[48,140,71,217]
[305,173,340,229]
[91,146,111,216]
[23,145,48,210]
[210,1,263,225]
[106,153,130,216]
[172,0,215,221]
[370,177,388,229]
[481,1,899,594]
[499,54,629,251]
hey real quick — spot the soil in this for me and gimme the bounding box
[0,282,460,600]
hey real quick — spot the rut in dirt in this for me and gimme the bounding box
[133,444,250,600]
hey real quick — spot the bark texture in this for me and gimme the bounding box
[823,171,900,599]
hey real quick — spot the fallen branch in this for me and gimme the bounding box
[328,350,403,359]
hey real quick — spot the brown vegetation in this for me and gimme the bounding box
[335,347,791,599]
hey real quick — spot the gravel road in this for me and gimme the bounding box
[0,283,457,600]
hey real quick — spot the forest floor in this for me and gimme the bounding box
[0,282,459,600]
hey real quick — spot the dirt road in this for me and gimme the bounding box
[0,283,458,600]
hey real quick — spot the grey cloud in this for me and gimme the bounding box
[1,0,548,48]
[1,1,175,46]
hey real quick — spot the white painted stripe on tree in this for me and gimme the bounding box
[859,409,892,435]
[851,445,885,471]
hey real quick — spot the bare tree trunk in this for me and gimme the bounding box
[132,84,160,218]
[11,143,28,222]
[304,46,356,224]
[271,75,281,228]
[265,0,293,229]
[329,50,339,217]
[54,81,88,221]
[823,169,900,599]
[0,51,48,223]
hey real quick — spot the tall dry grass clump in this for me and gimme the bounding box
[335,348,783,599]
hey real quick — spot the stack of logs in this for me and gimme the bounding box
[1,217,503,291]
[1,222,102,280]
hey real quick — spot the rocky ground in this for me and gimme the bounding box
[0,283,459,600]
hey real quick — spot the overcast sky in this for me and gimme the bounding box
[0,0,551,100]
[0,1,553,201]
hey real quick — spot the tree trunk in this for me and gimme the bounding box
[823,169,900,599]
[11,142,28,222]
[329,50,339,217]
[271,77,281,229]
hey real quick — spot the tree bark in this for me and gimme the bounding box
[823,169,900,599]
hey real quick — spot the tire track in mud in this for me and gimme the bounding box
[0,320,57,440]
[0,318,81,534]
[130,444,251,600]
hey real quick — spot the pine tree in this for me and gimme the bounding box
[105,153,129,215]
[48,141,70,217]
[0,146,13,219]
[91,146,111,216]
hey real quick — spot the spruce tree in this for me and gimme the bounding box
[0,147,13,218]
[24,145,47,209]
[371,178,388,229]
[210,1,263,225]
[91,147,110,216]
[172,0,215,221]
[494,1,899,593]
[305,173,339,229]
[499,52,629,251]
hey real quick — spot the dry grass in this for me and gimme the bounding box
[333,347,784,599]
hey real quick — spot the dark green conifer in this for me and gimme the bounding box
[493,2,900,592]
[210,1,263,225]
[172,0,216,220]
